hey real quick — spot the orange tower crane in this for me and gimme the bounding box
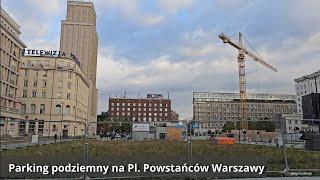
[218,32,277,130]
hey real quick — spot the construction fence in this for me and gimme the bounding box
[1,119,320,179]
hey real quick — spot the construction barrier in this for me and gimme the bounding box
[212,137,236,145]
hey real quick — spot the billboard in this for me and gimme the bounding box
[147,94,163,99]
[132,123,150,132]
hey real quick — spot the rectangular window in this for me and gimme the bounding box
[38,120,44,134]
[32,90,36,97]
[42,80,47,88]
[33,80,37,87]
[67,93,71,99]
[23,80,28,87]
[42,91,46,98]
[43,70,47,76]
[57,92,62,98]
[23,90,28,98]
[68,72,72,79]
[68,82,72,89]
[57,79,63,89]
[19,120,26,135]
[24,69,29,77]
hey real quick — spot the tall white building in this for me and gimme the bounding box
[294,70,320,114]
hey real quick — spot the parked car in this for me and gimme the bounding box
[115,134,121,139]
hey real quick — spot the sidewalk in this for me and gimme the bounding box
[0,138,76,150]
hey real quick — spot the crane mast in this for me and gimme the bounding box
[219,32,277,130]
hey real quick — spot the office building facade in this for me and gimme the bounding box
[282,114,308,134]
[15,55,90,137]
[294,70,320,114]
[193,92,297,132]
[0,8,27,136]
[108,94,178,122]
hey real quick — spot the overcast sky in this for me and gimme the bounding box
[2,0,320,119]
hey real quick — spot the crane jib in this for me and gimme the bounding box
[218,32,278,129]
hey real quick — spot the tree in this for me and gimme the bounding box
[97,111,109,122]
[248,119,255,130]
[254,118,275,132]
[222,121,235,132]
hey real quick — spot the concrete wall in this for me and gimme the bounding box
[132,131,148,141]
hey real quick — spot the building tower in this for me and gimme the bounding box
[60,1,98,127]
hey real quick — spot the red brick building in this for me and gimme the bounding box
[108,94,178,122]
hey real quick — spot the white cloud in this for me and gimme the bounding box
[19,18,48,38]
[179,44,216,57]
[96,46,239,115]
[26,37,60,50]
[182,27,208,40]
[157,0,194,13]
[94,0,164,26]
[31,0,62,14]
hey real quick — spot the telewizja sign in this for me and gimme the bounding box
[23,49,80,65]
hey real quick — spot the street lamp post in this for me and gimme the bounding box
[74,126,77,139]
